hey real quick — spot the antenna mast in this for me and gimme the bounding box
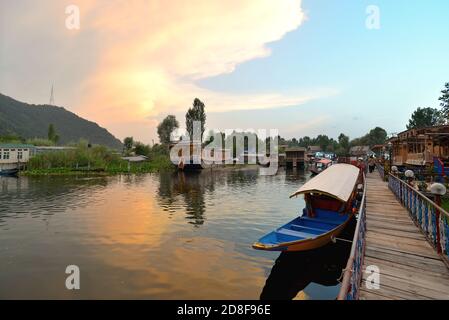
[49,84,55,105]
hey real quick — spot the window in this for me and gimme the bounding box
[3,149,10,160]
[18,151,23,160]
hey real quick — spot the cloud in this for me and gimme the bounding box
[1,0,325,142]
[75,0,313,139]
[282,115,332,138]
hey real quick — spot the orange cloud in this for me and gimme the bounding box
[2,1,319,143]
[68,0,310,141]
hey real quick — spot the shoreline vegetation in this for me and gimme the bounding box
[22,141,174,176]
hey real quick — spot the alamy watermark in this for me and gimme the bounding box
[365,265,380,290]
[65,265,80,290]
[65,5,80,30]
[366,5,381,30]
[169,122,279,176]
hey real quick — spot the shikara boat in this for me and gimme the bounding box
[0,168,19,176]
[310,158,332,175]
[253,164,362,252]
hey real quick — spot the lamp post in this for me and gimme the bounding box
[430,182,446,254]
[387,141,393,169]
[405,169,414,186]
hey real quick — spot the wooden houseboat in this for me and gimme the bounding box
[285,147,305,169]
[389,125,449,169]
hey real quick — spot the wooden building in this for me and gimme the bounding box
[349,146,372,158]
[0,144,35,170]
[306,146,321,161]
[169,140,203,169]
[371,144,385,158]
[389,125,449,167]
[285,147,305,168]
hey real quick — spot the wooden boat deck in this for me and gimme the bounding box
[359,171,449,300]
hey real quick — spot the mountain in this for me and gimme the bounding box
[0,93,123,149]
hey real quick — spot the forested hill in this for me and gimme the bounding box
[0,93,123,149]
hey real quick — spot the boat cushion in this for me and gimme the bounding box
[276,228,317,240]
[290,224,328,233]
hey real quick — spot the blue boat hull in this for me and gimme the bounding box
[0,168,19,176]
[253,209,353,252]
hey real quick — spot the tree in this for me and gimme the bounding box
[298,136,311,148]
[366,127,387,146]
[123,137,134,152]
[350,127,387,147]
[157,115,179,144]
[407,107,444,129]
[47,123,59,144]
[439,82,449,119]
[134,142,151,156]
[338,133,350,154]
[291,138,298,146]
[315,135,330,151]
[186,98,206,140]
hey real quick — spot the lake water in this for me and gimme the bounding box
[0,168,353,299]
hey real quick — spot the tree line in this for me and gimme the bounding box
[407,82,449,129]
[147,98,388,157]
[125,81,449,158]
[279,127,387,155]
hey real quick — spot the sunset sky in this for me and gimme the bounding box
[1,0,449,144]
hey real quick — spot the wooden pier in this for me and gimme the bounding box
[359,171,449,300]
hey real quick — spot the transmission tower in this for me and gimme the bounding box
[49,85,55,105]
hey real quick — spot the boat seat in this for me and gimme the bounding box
[300,216,343,226]
[290,224,328,233]
[276,228,317,239]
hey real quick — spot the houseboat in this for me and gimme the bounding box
[285,147,305,169]
[306,146,321,163]
[169,140,233,170]
[0,144,34,176]
[389,125,449,174]
[310,158,332,175]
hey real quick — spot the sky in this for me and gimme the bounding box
[1,0,449,144]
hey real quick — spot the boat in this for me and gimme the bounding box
[0,168,19,176]
[252,164,363,252]
[310,158,332,175]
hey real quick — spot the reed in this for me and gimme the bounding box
[25,144,173,175]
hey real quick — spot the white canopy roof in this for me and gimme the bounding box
[290,163,360,202]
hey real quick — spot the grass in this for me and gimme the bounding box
[23,143,173,176]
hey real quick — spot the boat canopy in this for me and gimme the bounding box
[290,164,360,202]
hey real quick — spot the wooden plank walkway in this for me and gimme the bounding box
[359,171,449,300]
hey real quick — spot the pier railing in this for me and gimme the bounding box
[388,174,449,266]
[337,174,367,300]
[376,163,385,181]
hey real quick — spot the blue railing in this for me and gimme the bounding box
[376,163,385,181]
[338,174,367,300]
[388,174,449,265]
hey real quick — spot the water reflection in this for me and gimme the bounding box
[284,167,308,183]
[156,169,262,226]
[157,171,207,225]
[0,175,109,228]
[0,169,354,299]
[260,218,356,300]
